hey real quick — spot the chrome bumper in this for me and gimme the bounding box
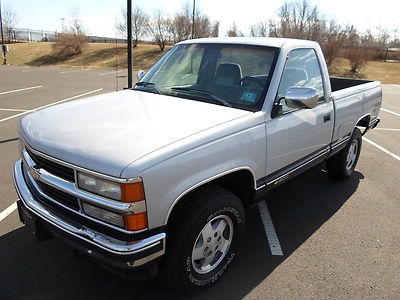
[13,160,165,267]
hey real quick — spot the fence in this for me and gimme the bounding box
[4,28,127,44]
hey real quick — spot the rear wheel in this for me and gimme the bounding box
[164,186,245,293]
[327,128,362,180]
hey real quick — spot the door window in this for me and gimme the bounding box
[276,49,325,114]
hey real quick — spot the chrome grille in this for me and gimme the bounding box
[26,148,75,182]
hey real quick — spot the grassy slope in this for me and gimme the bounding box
[330,58,400,84]
[7,42,169,70]
[6,42,400,83]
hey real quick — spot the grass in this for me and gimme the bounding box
[6,42,170,70]
[6,42,400,83]
[330,57,400,84]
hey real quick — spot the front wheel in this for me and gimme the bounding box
[327,128,362,180]
[164,186,245,293]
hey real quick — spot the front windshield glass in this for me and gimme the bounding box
[135,43,279,111]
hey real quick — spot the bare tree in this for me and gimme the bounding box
[117,6,149,47]
[269,0,325,43]
[169,3,220,42]
[53,14,87,56]
[250,21,268,37]
[226,22,243,37]
[148,10,171,51]
[2,5,18,43]
[343,25,370,73]
[321,19,346,68]
[210,21,220,37]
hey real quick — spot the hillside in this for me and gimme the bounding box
[6,42,169,70]
[5,42,400,83]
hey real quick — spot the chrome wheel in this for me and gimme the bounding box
[346,139,359,171]
[191,215,234,274]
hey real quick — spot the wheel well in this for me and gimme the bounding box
[356,115,370,128]
[166,170,255,228]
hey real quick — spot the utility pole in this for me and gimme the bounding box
[127,0,133,88]
[60,17,65,32]
[0,0,7,65]
[191,0,196,39]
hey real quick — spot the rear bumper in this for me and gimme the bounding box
[369,117,380,130]
[13,160,165,276]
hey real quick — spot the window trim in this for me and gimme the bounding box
[272,48,327,118]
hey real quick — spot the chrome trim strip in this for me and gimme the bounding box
[266,147,329,187]
[164,166,257,225]
[22,148,146,215]
[331,136,350,150]
[14,160,165,259]
[22,140,141,184]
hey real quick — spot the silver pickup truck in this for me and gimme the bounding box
[13,37,381,292]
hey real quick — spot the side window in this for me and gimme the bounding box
[277,49,325,114]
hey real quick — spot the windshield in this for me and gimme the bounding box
[135,43,279,111]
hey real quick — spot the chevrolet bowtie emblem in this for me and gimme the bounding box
[29,167,41,181]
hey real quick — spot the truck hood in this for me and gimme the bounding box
[20,90,251,177]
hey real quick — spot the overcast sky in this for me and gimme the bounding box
[4,0,400,38]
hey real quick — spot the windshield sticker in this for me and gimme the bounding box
[241,91,257,103]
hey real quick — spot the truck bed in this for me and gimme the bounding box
[330,77,372,92]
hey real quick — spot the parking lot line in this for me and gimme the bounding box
[374,128,400,132]
[381,108,400,117]
[60,69,89,74]
[99,70,123,76]
[0,108,29,112]
[363,137,400,161]
[0,86,43,96]
[0,202,17,222]
[258,200,284,256]
[0,88,103,124]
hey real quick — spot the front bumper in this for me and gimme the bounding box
[13,160,165,275]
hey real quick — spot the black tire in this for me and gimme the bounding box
[164,186,245,293]
[327,128,362,180]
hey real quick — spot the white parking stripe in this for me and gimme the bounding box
[0,86,43,95]
[0,202,17,222]
[363,137,400,161]
[0,108,29,112]
[258,200,283,256]
[22,69,45,73]
[374,128,400,132]
[99,70,122,76]
[60,69,89,74]
[381,108,400,117]
[0,88,103,124]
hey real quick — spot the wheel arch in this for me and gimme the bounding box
[164,167,256,226]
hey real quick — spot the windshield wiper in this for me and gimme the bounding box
[134,81,160,94]
[170,87,232,108]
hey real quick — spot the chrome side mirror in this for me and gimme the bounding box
[137,70,146,81]
[285,87,319,109]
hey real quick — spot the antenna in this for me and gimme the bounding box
[114,14,119,91]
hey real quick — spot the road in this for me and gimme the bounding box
[0,65,399,299]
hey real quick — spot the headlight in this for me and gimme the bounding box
[77,172,145,202]
[78,172,121,200]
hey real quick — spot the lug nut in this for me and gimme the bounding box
[207,237,211,242]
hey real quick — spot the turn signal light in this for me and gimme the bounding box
[124,212,148,231]
[121,182,145,203]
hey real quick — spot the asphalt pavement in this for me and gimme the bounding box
[0,65,399,299]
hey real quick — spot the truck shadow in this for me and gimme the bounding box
[0,168,363,300]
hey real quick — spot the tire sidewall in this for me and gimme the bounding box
[179,201,245,289]
[344,130,362,176]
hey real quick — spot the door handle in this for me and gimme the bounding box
[323,114,331,122]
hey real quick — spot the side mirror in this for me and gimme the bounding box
[137,70,146,81]
[285,87,319,109]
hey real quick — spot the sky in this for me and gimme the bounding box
[3,0,400,38]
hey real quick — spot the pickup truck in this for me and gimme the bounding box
[13,37,381,292]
